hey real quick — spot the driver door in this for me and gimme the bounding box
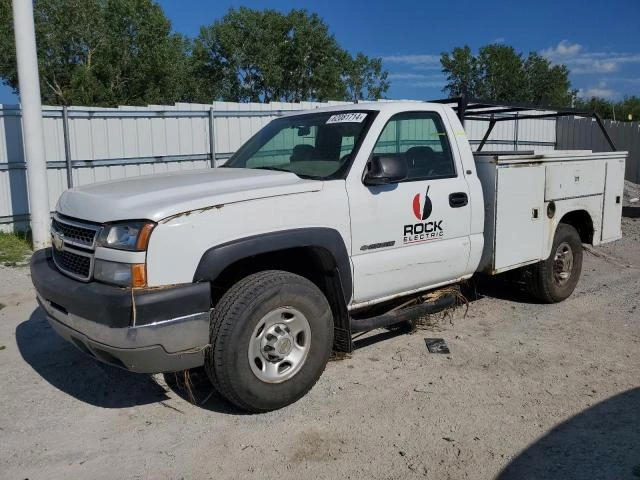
[348,111,472,304]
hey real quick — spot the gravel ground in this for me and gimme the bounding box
[1,218,638,480]
[624,180,640,206]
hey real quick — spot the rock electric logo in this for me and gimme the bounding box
[412,186,433,220]
[404,186,444,244]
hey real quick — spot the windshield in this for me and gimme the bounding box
[224,111,375,179]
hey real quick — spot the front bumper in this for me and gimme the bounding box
[31,249,211,373]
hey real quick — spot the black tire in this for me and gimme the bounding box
[205,270,333,412]
[528,223,583,303]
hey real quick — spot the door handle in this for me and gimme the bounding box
[449,192,468,208]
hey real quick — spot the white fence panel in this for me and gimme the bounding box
[0,100,557,230]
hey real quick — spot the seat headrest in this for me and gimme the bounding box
[290,144,315,162]
[405,146,434,157]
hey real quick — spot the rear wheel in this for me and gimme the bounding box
[205,270,333,412]
[528,223,583,303]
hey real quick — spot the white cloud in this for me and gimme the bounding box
[541,40,583,58]
[382,54,445,90]
[493,37,506,44]
[382,54,441,67]
[410,80,445,89]
[388,72,442,81]
[618,77,640,85]
[579,82,617,99]
[570,61,617,74]
[387,72,445,89]
[541,40,640,74]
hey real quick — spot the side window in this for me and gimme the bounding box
[372,112,456,181]
[340,135,355,157]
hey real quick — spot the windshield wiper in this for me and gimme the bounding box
[254,166,292,173]
[254,166,321,180]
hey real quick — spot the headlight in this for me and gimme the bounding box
[94,259,147,287]
[97,221,155,251]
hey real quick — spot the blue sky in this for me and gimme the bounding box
[1,0,639,104]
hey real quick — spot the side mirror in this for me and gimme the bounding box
[363,155,408,185]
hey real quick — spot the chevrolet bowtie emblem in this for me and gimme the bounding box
[52,230,64,251]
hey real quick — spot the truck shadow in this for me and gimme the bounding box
[622,206,640,218]
[16,308,169,408]
[16,308,248,413]
[496,387,640,480]
[352,325,413,350]
[344,276,542,353]
[463,274,546,305]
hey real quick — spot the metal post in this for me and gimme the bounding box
[477,116,496,152]
[514,112,519,151]
[208,107,217,168]
[593,113,616,151]
[12,0,50,248]
[457,92,468,128]
[62,105,73,187]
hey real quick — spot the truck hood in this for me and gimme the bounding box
[56,168,322,223]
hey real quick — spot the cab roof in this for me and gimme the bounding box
[280,101,452,117]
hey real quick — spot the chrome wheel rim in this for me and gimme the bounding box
[553,242,574,286]
[248,307,311,383]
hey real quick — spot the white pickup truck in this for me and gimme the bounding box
[30,102,626,412]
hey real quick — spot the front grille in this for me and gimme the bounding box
[52,215,100,248]
[51,214,99,281]
[52,248,92,280]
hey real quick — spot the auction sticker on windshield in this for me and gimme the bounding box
[326,112,368,124]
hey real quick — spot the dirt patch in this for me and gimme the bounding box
[292,431,345,463]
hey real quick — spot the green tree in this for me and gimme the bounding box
[575,97,614,118]
[342,52,389,102]
[440,43,575,108]
[618,96,640,121]
[1,3,388,105]
[192,7,389,103]
[524,53,575,107]
[575,96,640,121]
[477,44,527,102]
[0,0,191,106]
[440,46,481,97]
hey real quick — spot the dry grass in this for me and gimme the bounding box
[409,287,469,332]
[0,232,32,265]
[329,351,352,361]
[176,370,197,404]
[172,365,217,406]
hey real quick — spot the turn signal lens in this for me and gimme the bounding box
[132,264,147,288]
[136,223,155,251]
[94,260,147,288]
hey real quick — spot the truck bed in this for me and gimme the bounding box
[474,150,627,274]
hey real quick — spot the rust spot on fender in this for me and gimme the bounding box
[160,204,224,224]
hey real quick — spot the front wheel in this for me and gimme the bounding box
[528,223,583,303]
[205,270,333,412]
